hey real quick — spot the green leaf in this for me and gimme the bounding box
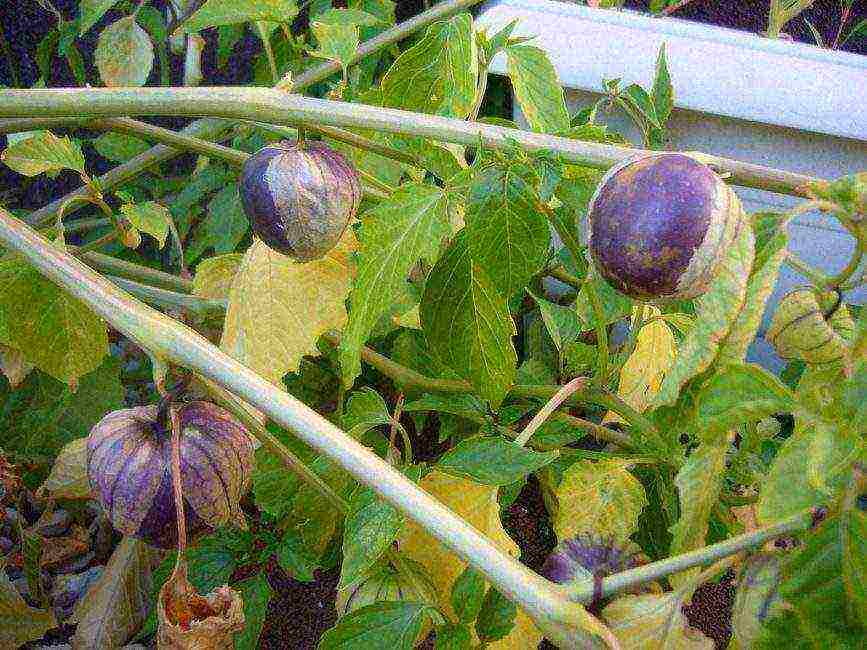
[780,513,867,644]
[121,201,171,248]
[730,554,784,649]
[342,387,392,431]
[602,591,713,649]
[575,273,632,328]
[79,0,121,34]
[622,84,661,129]
[185,185,249,262]
[2,130,85,177]
[757,423,859,524]
[319,601,433,650]
[403,393,487,425]
[41,437,91,499]
[277,531,319,582]
[654,222,755,407]
[310,21,360,73]
[451,566,486,624]
[465,166,550,299]
[504,45,569,134]
[95,17,154,87]
[696,364,796,441]
[92,132,150,163]
[420,234,516,408]
[0,569,56,647]
[381,14,477,118]
[474,588,517,643]
[529,291,582,354]
[221,236,354,386]
[316,8,379,25]
[668,440,728,587]
[235,573,272,650]
[550,458,648,543]
[435,623,472,650]
[718,212,789,363]
[183,0,299,32]
[340,487,404,589]
[651,44,674,125]
[0,255,107,387]
[841,494,867,628]
[338,184,449,387]
[436,435,558,486]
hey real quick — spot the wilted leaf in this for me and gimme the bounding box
[397,471,544,650]
[655,222,755,406]
[465,166,550,299]
[72,537,155,649]
[435,435,558,486]
[718,213,789,363]
[602,591,714,649]
[157,556,245,649]
[319,601,434,650]
[551,458,647,543]
[183,0,300,32]
[420,234,516,408]
[340,487,404,589]
[193,254,243,301]
[221,234,355,386]
[381,14,477,118]
[40,437,91,499]
[95,17,154,87]
[505,45,569,134]
[0,344,33,387]
[0,254,108,388]
[121,201,171,248]
[730,554,784,649]
[1,130,85,177]
[606,305,676,424]
[0,570,56,648]
[668,440,728,588]
[339,184,449,386]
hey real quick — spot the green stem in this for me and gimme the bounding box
[547,266,584,291]
[553,413,634,449]
[76,249,193,293]
[255,22,280,85]
[107,275,225,318]
[23,0,486,229]
[826,237,864,289]
[567,509,813,603]
[785,251,831,287]
[357,169,395,195]
[75,231,117,254]
[0,205,572,632]
[515,377,588,447]
[0,87,821,199]
[583,273,610,388]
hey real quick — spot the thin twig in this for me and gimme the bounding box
[515,377,588,447]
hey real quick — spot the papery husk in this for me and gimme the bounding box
[157,555,244,650]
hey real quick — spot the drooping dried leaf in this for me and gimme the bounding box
[157,556,245,650]
[221,233,356,386]
[654,223,754,407]
[40,437,92,500]
[72,536,156,649]
[0,570,56,648]
[40,524,90,571]
[0,344,34,387]
[397,471,544,649]
[551,458,648,543]
[606,305,676,424]
[602,591,714,649]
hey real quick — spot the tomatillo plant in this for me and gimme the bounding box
[0,1,864,648]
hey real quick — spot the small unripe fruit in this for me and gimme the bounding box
[87,401,254,549]
[766,287,854,364]
[588,153,744,300]
[543,534,647,585]
[239,141,362,261]
[336,557,437,618]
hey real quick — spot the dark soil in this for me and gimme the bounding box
[259,565,341,649]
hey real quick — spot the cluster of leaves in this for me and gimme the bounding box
[1,1,865,649]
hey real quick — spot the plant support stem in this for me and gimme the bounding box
[0,87,822,199]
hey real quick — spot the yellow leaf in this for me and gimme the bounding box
[602,592,713,650]
[0,571,56,648]
[40,437,92,500]
[221,233,356,385]
[193,253,243,301]
[551,459,647,543]
[0,344,33,387]
[606,306,676,424]
[397,471,543,649]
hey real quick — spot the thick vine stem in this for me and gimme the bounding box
[19,0,486,228]
[0,87,822,199]
[0,206,576,635]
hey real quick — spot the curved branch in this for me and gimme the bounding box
[0,87,821,199]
